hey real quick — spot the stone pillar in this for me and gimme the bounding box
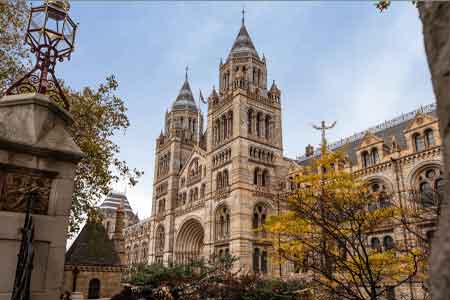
[0,93,83,300]
[418,3,450,300]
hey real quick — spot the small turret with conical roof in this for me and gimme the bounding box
[171,68,198,112]
[112,199,126,265]
[218,11,267,96]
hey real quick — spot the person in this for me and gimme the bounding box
[110,286,138,300]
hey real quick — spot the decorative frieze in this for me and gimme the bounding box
[0,164,56,214]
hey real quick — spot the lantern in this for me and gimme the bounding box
[6,0,78,110]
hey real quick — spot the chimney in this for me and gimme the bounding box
[112,199,126,265]
[305,144,314,157]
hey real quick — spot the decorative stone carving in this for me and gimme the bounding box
[0,164,56,214]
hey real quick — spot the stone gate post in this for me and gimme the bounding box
[0,93,84,300]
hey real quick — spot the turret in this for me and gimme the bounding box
[112,200,126,265]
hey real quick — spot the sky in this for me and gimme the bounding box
[56,1,434,221]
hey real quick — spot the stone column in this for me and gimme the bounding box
[0,93,83,300]
[418,3,450,300]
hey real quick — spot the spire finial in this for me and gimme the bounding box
[185,65,189,81]
[241,6,245,25]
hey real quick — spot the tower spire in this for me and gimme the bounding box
[241,6,245,25]
[185,65,189,81]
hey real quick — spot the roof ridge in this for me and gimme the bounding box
[296,102,436,162]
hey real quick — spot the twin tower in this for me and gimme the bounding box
[148,16,287,275]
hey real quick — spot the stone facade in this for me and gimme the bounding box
[0,93,83,300]
[124,18,442,298]
[99,192,139,239]
[63,204,127,299]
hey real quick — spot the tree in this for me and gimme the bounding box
[124,256,308,300]
[0,1,142,236]
[67,76,143,235]
[0,0,30,95]
[265,149,424,300]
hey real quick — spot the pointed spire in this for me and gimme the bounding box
[171,67,197,111]
[227,10,259,60]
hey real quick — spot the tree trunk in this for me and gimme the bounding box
[417,3,450,300]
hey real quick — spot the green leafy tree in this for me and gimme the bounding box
[0,0,30,95]
[125,256,308,300]
[0,1,142,236]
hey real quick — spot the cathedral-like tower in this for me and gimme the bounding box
[146,16,285,273]
[205,15,285,272]
[150,72,204,264]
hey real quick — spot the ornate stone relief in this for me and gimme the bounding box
[0,164,56,214]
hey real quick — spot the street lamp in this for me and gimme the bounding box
[6,0,77,110]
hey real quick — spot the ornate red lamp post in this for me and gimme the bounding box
[6,0,77,110]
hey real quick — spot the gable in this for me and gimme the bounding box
[403,112,437,133]
[357,132,384,151]
[178,147,206,177]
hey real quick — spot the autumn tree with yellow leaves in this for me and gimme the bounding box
[265,149,425,300]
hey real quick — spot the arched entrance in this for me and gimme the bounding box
[175,218,204,264]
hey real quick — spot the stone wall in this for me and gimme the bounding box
[418,3,450,300]
[63,267,122,299]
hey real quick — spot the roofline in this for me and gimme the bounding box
[296,102,436,162]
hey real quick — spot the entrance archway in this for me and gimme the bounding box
[175,218,204,264]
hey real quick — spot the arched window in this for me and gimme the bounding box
[370,237,381,251]
[256,112,262,137]
[371,148,380,165]
[253,167,260,185]
[262,169,270,187]
[413,133,425,152]
[141,242,148,263]
[223,169,229,187]
[248,109,254,135]
[158,199,165,215]
[416,167,444,208]
[265,115,271,139]
[369,182,390,210]
[217,172,223,190]
[194,187,198,201]
[88,278,100,299]
[261,250,268,273]
[215,206,230,241]
[155,225,165,263]
[252,248,268,273]
[362,151,370,168]
[420,182,433,207]
[383,235,395,250]
[200,183,206,199]
[252,204,268,230]
[425,129,435,147]
[253,248,260,272]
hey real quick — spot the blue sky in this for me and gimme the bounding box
[57,1,434,220]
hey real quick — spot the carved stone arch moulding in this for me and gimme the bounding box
[0,163,57,214]
[365,175,395,193]
[406,160,443,190]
